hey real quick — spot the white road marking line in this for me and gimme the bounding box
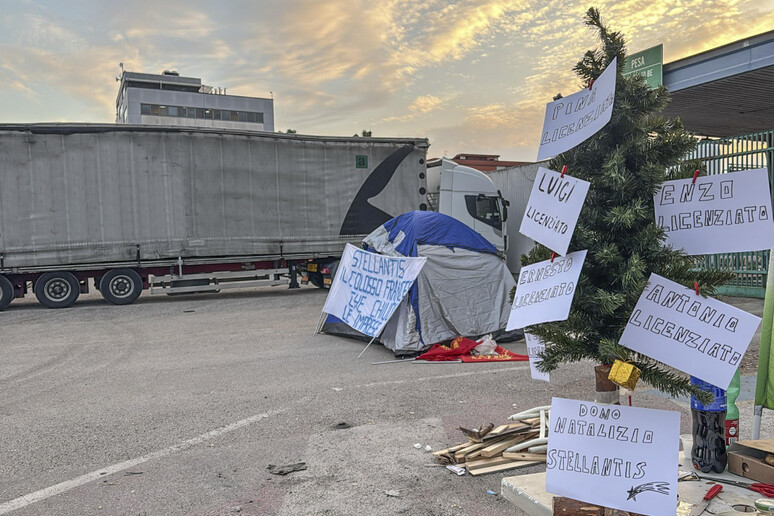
[355,364,529,389]
[0,408,286,515]
[1,364,529,513]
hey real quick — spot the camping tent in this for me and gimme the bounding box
[324,211,515,354]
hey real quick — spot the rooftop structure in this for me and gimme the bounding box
[115,70,274,132]
[662,30,774,137]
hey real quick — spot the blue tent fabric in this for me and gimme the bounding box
[383,211,497,257]
[324,210,514,354]
[373,211,500,346]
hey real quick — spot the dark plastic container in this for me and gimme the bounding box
[690,376,727,473]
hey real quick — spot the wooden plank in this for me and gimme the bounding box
[552,497,645,515]
[481,430,541,458]
[489,424,508,435]
[432,442,469,456]
[481,435,531,458]
[465,456,516,470]
[482,422,531,440]
[501,451,547,462]
[467,460,541,476]
[454,442,489,462]
[465,449,485,461]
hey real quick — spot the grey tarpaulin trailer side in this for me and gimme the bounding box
[0,123,429,308]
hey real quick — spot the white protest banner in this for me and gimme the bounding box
[537,57,617,161]
[519,167,590,256]
[546,397,680,516]
[619,273,761,388]
[506,250,587,330]
[524,333,550,382]
[322,244,426,337]
[654,167,774,255]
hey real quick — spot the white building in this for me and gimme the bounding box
[115,70,274,132]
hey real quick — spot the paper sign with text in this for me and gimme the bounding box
[519,167,590,255]
[537,57,617,161]
[322,244,426,337]
[525,333,550,382]
[654,168,774,255]
[506,250,587,330]
[619,273,761,387]
[546,397,680,516]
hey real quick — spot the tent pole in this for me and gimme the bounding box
[357,335,378,359]
[313,311,327,335]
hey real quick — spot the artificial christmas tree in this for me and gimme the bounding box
[520,8,734,403]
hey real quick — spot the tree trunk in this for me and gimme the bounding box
[594,365,620,405]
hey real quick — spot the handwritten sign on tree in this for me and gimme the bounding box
[323,244,426,337]
[654,168,774,255]
[519,167,590,255]
[619,273,761,387]
[506,250,587,330]
[525,333,550,382]
[537,57,617,161]
[547,397,680,516]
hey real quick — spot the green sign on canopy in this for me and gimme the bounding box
[623,44,663,90]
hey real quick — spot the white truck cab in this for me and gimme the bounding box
[426,158,508,253]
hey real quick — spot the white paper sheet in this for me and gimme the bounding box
[506,250,587,330]
[654,167,774,255]
[619,273,761,388]
[524,332,550,382]
[322,244,426,337]
[519,167,590,256]
[546,397,680,516]
[537,58,617,161]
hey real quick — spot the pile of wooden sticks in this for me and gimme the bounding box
[432,406,550,476]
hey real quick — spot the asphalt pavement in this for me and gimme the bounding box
[0,287,771,515]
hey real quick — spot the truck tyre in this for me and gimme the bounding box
[34,272,80,309]
[100,269,143,305]
[0,275,14,311]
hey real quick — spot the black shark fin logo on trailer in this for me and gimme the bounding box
[339,145,415,236]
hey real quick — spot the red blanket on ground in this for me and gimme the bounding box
[416,336,528,362]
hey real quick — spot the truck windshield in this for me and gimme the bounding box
[464,195,502,230]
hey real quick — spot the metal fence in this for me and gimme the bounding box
[689,130,774,298]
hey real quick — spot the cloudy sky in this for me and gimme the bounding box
[1,0,773,161]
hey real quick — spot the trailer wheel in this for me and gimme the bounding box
[100,269,143,305]
[0,275,14,311]
[34,272,80,309]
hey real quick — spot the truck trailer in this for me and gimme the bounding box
[0,124,507,310]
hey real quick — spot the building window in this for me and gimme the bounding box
[138,103,264,125]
